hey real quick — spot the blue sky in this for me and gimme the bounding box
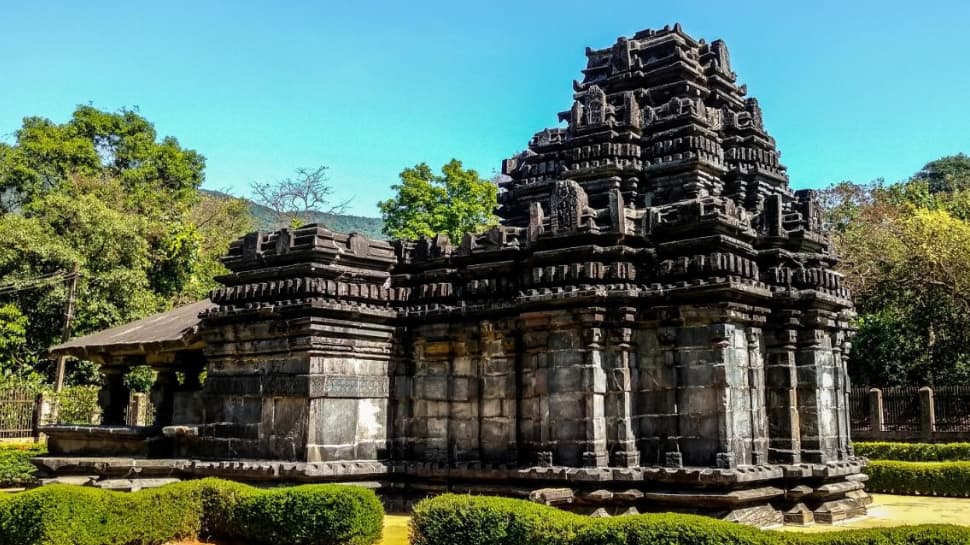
[2,1,968,217]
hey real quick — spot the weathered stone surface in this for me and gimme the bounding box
[529,488,574,506]
[813,498,867,524]
[724,505,784,527]
[90,478,181,492]
[783,503,814,525]
[35,24,867,527]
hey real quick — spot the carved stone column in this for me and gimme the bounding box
[478,320,516,464]
[746,327,769,465]
[149,369,177,427]
[447,330,479,464]
[606,307,639,467]
[796,324,833,463]
[517,313,552,466]
[99,366,130,426]
[765,310,801,464]
[580,307,608,467]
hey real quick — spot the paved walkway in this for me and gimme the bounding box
[781,493,970,532]
[377,494,970,544]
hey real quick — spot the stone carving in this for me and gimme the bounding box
[584,85,607,126]
[550,180,588,233]
[41,25,866,527]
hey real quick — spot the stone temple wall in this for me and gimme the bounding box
[196,229,399,462]
[174,24,867,525]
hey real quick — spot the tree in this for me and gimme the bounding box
[180,190,254,303]
[0,105,238,383]
[250,166,348,228]
[0,105,204,214]
[378,159,498,242]
[913,153,970,194]
[0,304,42,384]
[824,154,970,386]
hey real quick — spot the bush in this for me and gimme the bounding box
[0,478,383,545]
[865,460,970,496]
[49,385,99,424]
[411,494,583,545]
[0,481,203,545]
[203,479,384,545]
[0,442,46,487]
[411,494,970,545]
[855,441,970,461]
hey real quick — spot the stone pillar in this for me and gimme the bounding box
[605,307,639,467]
[765,311,801,464]
[37,391,55,427]
[447,330,480,463]
[518,314,552,466]
[182,358,205,391]
[99,366,130,426]
[832,331,851,459]
[478,320,517,464]
[708,322,752,469]
[795,321,839,464]
[149,369,178,427]
[634,324,679,467]
[920,386,935,440]
[673,320,747,468]
[868,388,884,433]
[746,327,768,465]
[390,329,413,461]
[129,393,150,426]
[579,307,608,467]
[409,333,449,463]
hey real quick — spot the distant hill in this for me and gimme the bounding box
[201,189,386,240]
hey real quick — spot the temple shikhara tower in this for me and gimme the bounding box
[42,25,868,526]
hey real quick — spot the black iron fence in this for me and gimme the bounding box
[932,386,970,433]
[852,385,970,440]
[881,386,922,432]
[848,387,871,433]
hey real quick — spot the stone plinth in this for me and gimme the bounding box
[43,426,157,457]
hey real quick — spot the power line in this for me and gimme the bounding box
[0,270,76,297]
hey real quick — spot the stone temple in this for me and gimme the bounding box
[41,24,868,526]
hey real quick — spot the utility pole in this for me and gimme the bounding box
[53,264,79,393]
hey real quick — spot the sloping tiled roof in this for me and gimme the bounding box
[49,299,214,361]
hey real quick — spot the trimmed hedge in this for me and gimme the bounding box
[411,494,970,545]
[865,460,970,497]
[0,478,383,545]
[855,441,970,462]
[0,442,46,487]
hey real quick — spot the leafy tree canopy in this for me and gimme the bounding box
[378,159,498,242]
[0,106,251,384]
[823,152,970,386]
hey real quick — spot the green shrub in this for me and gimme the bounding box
[50,385,100,424]
[203,479,384,545]
[411,494,583,545]
[865,460,970,496]
[0,481,203,545]
[0,478,383,545]
[411,494,970,545]
[0,442,46,487]
[855,441,970,461]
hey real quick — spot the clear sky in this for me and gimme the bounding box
[2,0,968,217]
